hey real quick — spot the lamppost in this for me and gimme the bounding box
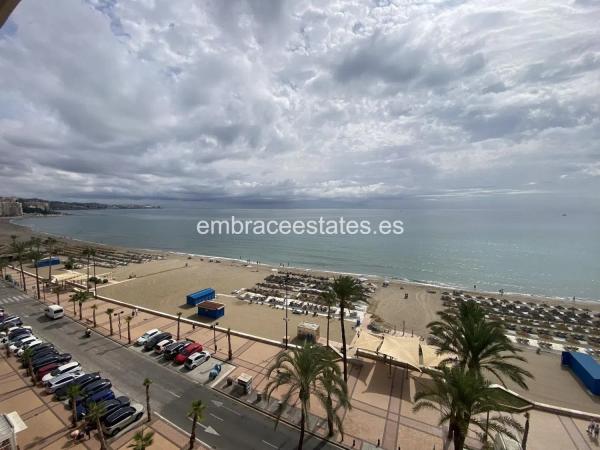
[213,322,219,352]
[284,273,289,348]
[115,311,124,339]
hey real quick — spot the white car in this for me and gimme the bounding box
[41,361,81,383]
[154,338,175,354]
[135,329,159,346]
[16,339,44,356]
[44,370,84,393]
[9,335,37,353]
[102,402,144,436]
[184,351,211,370]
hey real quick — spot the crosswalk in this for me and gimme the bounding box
[0,293,31,305]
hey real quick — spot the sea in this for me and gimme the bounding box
[16,206,600,302]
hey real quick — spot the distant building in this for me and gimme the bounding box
[22,200,49,213]
[0,198,23,217]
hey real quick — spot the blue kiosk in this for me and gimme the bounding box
[561,351,600,395]
[186,288,216,306]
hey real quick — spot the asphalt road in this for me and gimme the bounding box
[0,283,337,450]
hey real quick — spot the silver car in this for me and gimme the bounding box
[44,370,85,394]
[101,402,144,436]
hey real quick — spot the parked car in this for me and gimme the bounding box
[184,351,211,370]
[143,332,172,351]
[41,361,81,383]
[37,363,60,379]
[9,335,37,353]
[32,353,72,373]
[0,317,23,330]
[16,339,44,356]
[174,342,203,364]
[45,370,85,394]
[55,372,101,400]
[154,338,175,354]
[163,340,190,360]
[75,379,112,402]
[2,329,31,346]
[135,329,160,346]
[27,343,55,358]
[101,403,144,436]
[76,389,115,419]
[97,397,130,420]
[28,347,58,367]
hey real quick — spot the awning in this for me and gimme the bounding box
[353,332,384,353]
[51,272,85,283]
[379,336,421,371]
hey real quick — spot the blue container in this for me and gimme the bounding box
[561,351,600,395]
[35,257,61,268]
[197,301,225,319]
[186,288,216,306]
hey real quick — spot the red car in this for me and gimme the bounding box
[37,363,60,379]
[174,342,203,364]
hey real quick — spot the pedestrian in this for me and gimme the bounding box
[377,438,381,447]
[594,423,599,439]
[588,420,596,434]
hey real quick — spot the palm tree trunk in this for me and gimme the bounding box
[56,288,60,305]
[34,265,41,299]
[79,303,83,320]
[127,321,131,343]
[326,394,334,437]
[48,251,52,283]
[109,317,113,335]
[189,416,197,450]
[453,428,465,450]
[146,385,151,422]
[339,301,348,382]
[19,261,26,293]
[227,328,232,360]
[297,408,306,450]
[177,316,181,340]
[96,417,108,450]
[71,398,77,427]
[93,309,96,327]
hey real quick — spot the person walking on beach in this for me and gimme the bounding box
[594,423,599,439]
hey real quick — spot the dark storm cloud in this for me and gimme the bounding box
[0,0,599,203]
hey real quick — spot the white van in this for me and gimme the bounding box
[45,305,64,320]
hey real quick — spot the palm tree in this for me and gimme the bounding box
[317,363,351,438]
[91,303,98,327]
[66,384,83,427]
[88,247,97,295]
[52,285,63,305]
[68,292,80,315]
[176,312,183,340]
[86,401,108,449]
[265,343,350,449]
[143,378,152,422]
[227,327,233,360]
[128,427,154,449]
[331,276,366,382]
[44,237,58,282]
[70,291,90,320]
[106,308,114,335]
[427,301,533,388]
[413,366,523,450]
[321,290,337,348]
[188,400,206,450]
[82,248,92,292]
[125,315,132,343]
[21,347,35,383]
[10,240,28,292]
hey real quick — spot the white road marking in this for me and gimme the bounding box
[262,440,278,449]
[156,412,214,447]
[187,417,221,436]
[210,399,242,416]
[167,390,181,398]
[209,412,223,421]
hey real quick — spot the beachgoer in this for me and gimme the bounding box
[588,421,595,434]
[595,423,599,439]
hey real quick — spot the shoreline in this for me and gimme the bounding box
[5,217,600,306]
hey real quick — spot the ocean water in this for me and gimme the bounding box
[16,207,600,301]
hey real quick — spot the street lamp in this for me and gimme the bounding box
[115,311,124,339]
[284,273,289,348]
[213,322,219,352]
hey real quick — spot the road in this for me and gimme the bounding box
[0,283,337,450]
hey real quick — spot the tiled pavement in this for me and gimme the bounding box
[5,266,600,450]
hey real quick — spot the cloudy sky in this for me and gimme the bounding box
[0,0,599,206]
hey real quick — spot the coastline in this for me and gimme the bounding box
[5,216,600,307]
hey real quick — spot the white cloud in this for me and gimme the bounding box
[0,0,599,203]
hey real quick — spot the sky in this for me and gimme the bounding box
[0,0,599,207]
